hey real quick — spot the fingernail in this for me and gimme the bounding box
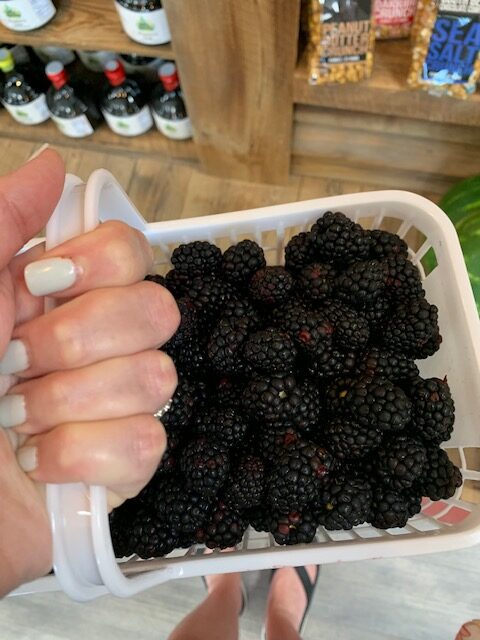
[28,143,50,162]
[17,446,38,472]
[0,394,26,428]
[0,340,29,375]
[25,257,78,296]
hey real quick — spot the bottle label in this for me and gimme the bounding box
[114,4,171,45]
[320,0,373,64]
[422,0,480,85]
[2,94,50,124]
[102,106,153,137]
[153,113,192,140]
[0,0,56,31]
[374,0,417,26]
[51,114,94,138]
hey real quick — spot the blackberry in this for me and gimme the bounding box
[153,482,213,543]
[268,509,318,545]
[415,330,442,359]
[165,268,190,298]
[267,441,333,511]
[409,377,455,445]
[173,341,211,380]
[270,298,308,330]
[322,300,370,351]
[324,418,382,460]
[313,475,372,530]
[161,378,199,432]
[207,317,250,375]
[224,455,266,510]
[184,275,234,322]
[368,229,408,260]
[222,296,261,330]
[211,376,245,410]
[356,347,419,383]
[222,239,266,287]
[109,499,139,558]
[376,436,427,490]
[282,308,334,359]
[362,295,391,329]
[311,211,370,264]
[145,273,166,287]
[243,328,297,374]
[416,447,462,501]
[171,241,222,276]
[195,407,248,450]
[335,260,387,309]
[164,297,200,360]
[284,231,316,273]
[242,374,322,432]
[156,430,183,476]
[306,347,356,381]
[327,375,412,432]
[298,262,336,303]
[405,490,423,518]
[127,509,178,558]
[247,505,270,532]
[258,426,302,464]
[370,487,410,529]
[382,297,439,357]
[250,267,295,307]
[196,501,248,549]
[180,437,230,498]
[384,255,424,302]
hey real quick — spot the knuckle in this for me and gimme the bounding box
[103,225,141,283]
[55,425,83,477]
[51,318,87,369]
[141,351,178,405]
[47,374,70,409]
[140,282,181,344]
[130,415,166,471]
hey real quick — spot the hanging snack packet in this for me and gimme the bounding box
[407,0,480,98]
[374,0,418,38]
[306,0,375,84]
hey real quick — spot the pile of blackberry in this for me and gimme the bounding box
[110,213,462,557]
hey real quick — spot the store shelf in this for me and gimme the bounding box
[0,0,175,58]
[0,110,197,160]
[294,40,480,128]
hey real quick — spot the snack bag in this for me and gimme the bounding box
[374,0,418,38]
[306,0,376,84]
[407,0,480,98]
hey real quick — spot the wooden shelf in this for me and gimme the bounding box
[0,0,175,58]
[294,40,480,128]
[0,110,197,160]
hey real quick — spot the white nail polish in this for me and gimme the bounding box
[28,143,50,162]
[0,340,29,375]
[17,446,38,472]
[0,395,26,428]
[25,257,77,296]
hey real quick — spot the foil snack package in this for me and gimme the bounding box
[374,0,418,38]
[306,0,376,84]
[407,0,480,98]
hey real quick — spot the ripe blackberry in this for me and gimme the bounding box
[207,316,250,375]
[180,437,230,498]
[267,441,333,511]
[368,229,408,260]
[362,295,391,329]
[284,231,316,273]
[127,509,178,559]
[382,297,439,357]
[222,239,266,287]
[156,430,183,476]
[384,255,424,302]
[173,340,211,380]
[311,211,370,264]
[270,298,308,330]
[327,375,412,431]
[356,347,419,383]
[409,377,455,445]
[282,307,334,358]
[335,260,387,309]
[405,490,423,518]
[196,501,248,549]
[222,296,261,330]
[145,273,166,287]
[313,475,372,530]
[161,378,199,432]
[298,262,336,303]
[164,297,200,360]
[184,275,234,322]
[415,330,442,358]
[324,418,382,460]
[322,300,370,351]
[268,510,318,545]
[250,266,295,307]
[416,447,462,501]
[376,436,427,490]
[258,426,302,464]
[243,328,297,374]
[306,347,356,381]
[195,407,248,450]
[370,487,410,529]
[224,455,266,510]
[165,268,190,298]
[171,241,222,276]
[153,482,213,543]
[211,376,245,410]
[247,505,270,532]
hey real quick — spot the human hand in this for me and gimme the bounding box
[0,149,179,596]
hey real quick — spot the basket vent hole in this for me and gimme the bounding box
[460,479,480,505]
[407,517,442,532]
[377,216,403,234]
[463,448,480,472]
[420,246,438,276]
[438,506,471,525]
[403,226,427,253]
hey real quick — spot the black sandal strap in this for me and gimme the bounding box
[295,566,319,633]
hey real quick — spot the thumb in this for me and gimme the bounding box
[0,149,65,270]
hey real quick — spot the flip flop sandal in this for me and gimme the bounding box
[261,565,320,640]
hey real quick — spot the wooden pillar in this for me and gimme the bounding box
[164,0,300,185]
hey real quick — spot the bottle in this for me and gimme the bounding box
[101,58,153,137]
[45,61,102,138]
[77,50,117,73]
[119,53,163,83]
[33,46,76,67]
[0,0,56,31]
[151,62,192,140]
[113,0,170,45]
[0,47,49,125]
[0,42,30,65]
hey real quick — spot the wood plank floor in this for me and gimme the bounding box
[0,140,478,640]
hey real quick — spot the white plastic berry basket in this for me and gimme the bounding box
[10,170,480,602]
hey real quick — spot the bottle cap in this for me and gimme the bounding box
[159,62,179,91]
[0,48,15,73]
[46,60,68,89]
[104,59,126,87]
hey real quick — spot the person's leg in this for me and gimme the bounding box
[168,572,242,640]
[264,566,318,640]
[456,620,480,640]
